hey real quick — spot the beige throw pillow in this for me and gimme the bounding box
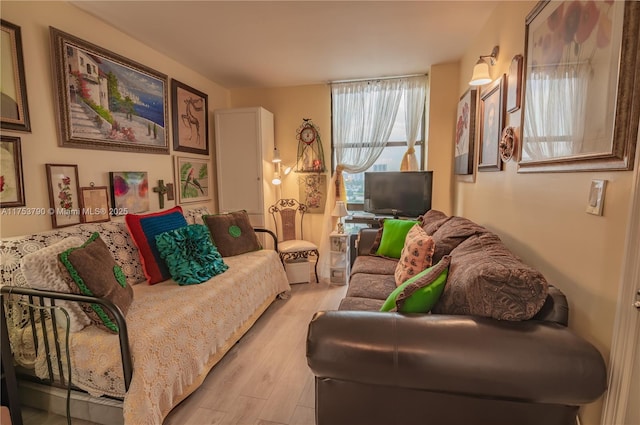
[394,224,435,286]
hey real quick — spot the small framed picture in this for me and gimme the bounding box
[478,75,505,172]
[0,135,25,207]
[454,88,477,175]
[506,55,523,113]
[175,156,211,204]
[109,171,149,215]
[171,79,209,155]
[80,186,111,223]
[45,164,81,228]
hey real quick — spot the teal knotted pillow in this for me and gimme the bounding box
[155,224,228,285]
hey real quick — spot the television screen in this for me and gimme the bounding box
[364,171,433,218]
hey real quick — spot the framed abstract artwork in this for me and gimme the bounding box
[109,171,149,215]
[1,20,31,132]
[50,27,169,154]
[478,75,505,172]
[175,156,211,204]
[79,186,110,223]
[519,1,639,172]
[454,89,477,175]
[0,136,25,207]
[45,164,81,228]
[171,79,209,155]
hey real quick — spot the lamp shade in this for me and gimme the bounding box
[469,59,492,86]
[331,201,348,218]
[272,147,282,163]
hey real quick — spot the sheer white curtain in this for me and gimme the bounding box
[317,78,404,281]
[400,76,428,171]
[523,64,589,160]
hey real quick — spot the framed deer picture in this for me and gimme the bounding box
[171,79,209,155]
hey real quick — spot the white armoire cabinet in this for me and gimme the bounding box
[214,107,276,242]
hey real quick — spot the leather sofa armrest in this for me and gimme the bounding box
[306,310,607,406]
[356,228,379,256]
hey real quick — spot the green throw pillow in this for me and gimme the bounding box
[380,255,451,313]
[155,224,229,285]
[376,219,419,259]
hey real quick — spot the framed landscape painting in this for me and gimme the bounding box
[454,89,477,175]
[171,79,209,155]
[50,27,169,154]
[45,164,81,228]
[1,20,30,132]
[175,156,211,204]
[0,136,25,207]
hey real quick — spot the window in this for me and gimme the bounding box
[338,96,425,209]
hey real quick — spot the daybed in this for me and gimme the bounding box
[0,207,290,425]
[307,210,607,425]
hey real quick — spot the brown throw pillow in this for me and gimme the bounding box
[432,232,548,321]
[394,224,436,286]
[204,210,261,257]
[58,233,134,334]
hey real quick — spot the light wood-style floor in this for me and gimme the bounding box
[21,281,347,425]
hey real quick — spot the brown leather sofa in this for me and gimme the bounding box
[306,211,607,425]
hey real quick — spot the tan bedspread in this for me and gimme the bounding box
[22,250,289,425]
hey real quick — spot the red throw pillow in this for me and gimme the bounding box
[125,206,187,284]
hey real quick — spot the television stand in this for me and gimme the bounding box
[345,212,418,228]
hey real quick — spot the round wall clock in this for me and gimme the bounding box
[295,118,325,173]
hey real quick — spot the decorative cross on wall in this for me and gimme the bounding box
[152,180,174,209]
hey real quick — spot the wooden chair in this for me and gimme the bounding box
[268,199,319,283]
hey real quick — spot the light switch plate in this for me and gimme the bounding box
[586,179,607,216]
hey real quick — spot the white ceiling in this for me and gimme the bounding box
[72,1,497,89]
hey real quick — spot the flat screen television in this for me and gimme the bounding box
[364,171,433,218]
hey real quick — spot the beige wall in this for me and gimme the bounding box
[450,2,634,423]
[0,1,230,238]
[229,85,331,246]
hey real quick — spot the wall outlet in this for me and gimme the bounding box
[586,179,607,216]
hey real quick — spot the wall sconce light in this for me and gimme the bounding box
[272,147,282,163]
[469,45,499,86]
[272,172,282,185]
[281,163,293,176]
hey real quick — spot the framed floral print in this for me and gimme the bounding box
[0,20,30,132]
[519,1,639,172]
[478,75,505,172]
[45,164,81,228]
[50,27,169,154]
[171,79,209,155]
[454,88,477,175]
[0,136,25,207]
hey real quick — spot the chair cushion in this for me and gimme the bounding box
[279,239,318,253]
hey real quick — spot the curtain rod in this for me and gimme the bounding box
[329,73,428,85]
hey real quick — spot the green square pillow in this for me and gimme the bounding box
[203,210,261,257]
[375,219,419,259]
[58,233,134,333]
[155,224,228,285]
[380,255,450,313]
